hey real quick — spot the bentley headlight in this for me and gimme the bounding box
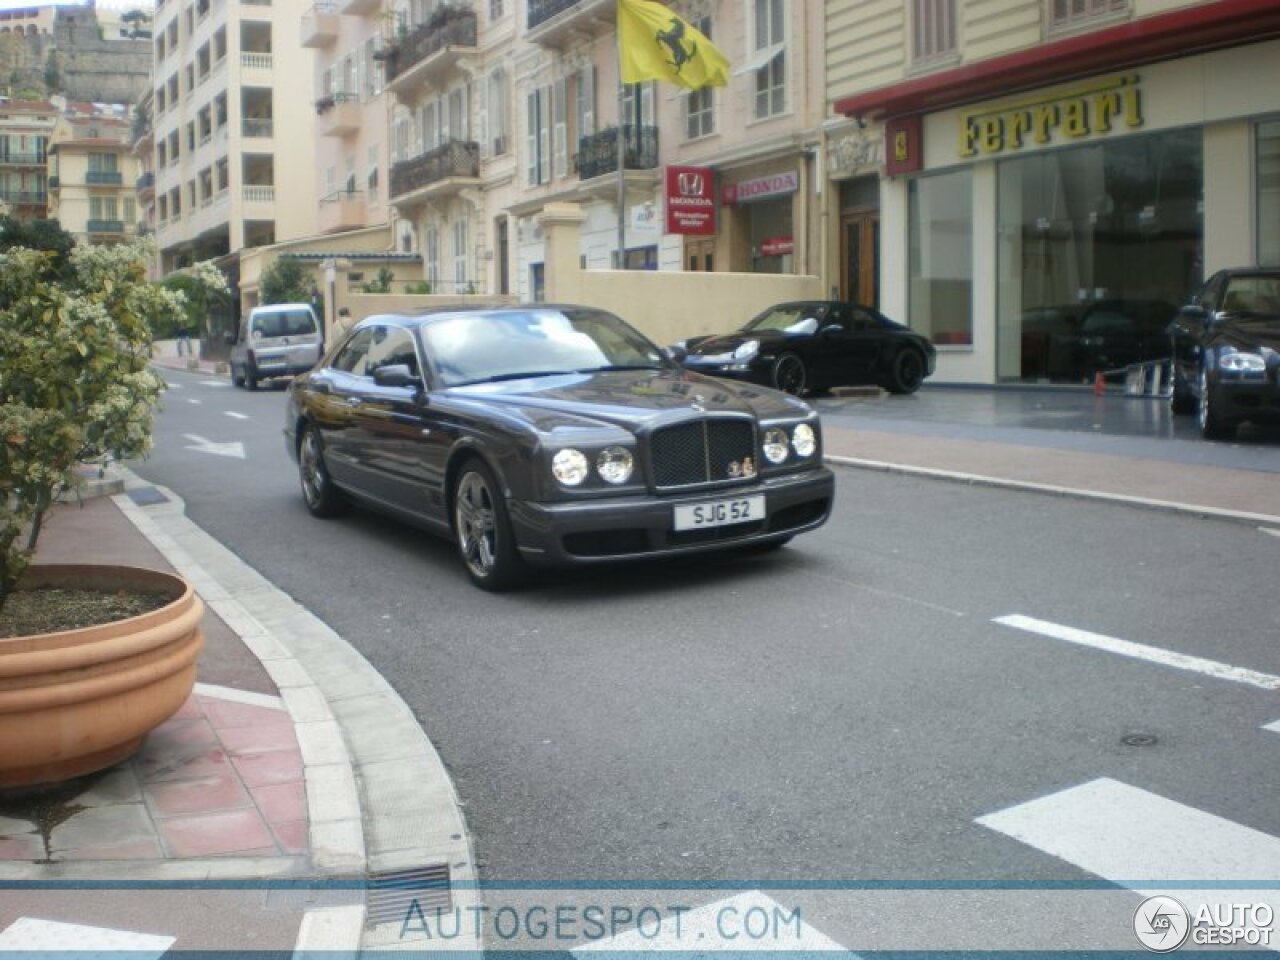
[1220,352,1266,373]
[733,340,760,362]
[552,448,589,486]
[763,428,789,464]
[596,446,634,485]
[792,423,817,458]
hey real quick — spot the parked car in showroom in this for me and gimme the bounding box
[672,301,936,396]
[1168,268,1280,440]
[284,306,835,589]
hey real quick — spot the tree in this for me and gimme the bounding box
[0,239,182,613]
[259,256,314,305]
[363,266,395,293]
[159,259,229,340]
[0,216,75,282]
[44,50,61,95]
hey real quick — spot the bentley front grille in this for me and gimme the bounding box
[650,419,756,490]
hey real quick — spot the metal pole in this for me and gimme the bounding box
[616,79,626,270]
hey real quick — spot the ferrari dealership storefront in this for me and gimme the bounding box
[836,5,1280,385]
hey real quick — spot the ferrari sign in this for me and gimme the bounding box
[665,165,715,235]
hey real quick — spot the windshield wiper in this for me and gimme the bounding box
[579,364,665,372]
[455,370,577,386]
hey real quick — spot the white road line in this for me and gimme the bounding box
[225,411,250,420]
[0,918,174,955]
[198,380,230,388]
[1263,719,1280,734]
[1262,527,1280,539]
[182,433,247,459]
[994,614,1280,691]
[977,778,1280,935]
[573,891,847,953]
[185,397,201,405]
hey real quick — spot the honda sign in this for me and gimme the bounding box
[665,164,716,236]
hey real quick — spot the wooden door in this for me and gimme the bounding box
[841,214,879,308]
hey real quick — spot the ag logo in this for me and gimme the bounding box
[677,171,705,197]
[1134,895,1190,952]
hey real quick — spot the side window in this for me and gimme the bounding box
[365,327,420,377]
[331,328,375,375]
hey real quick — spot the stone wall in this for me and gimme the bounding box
[53,8,150,105]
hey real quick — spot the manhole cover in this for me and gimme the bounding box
[1122,733,1158,747]
[127,486,170,506]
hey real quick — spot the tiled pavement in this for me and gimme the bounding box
[0,689,307,863]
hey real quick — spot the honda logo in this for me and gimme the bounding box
[677,171,706,197]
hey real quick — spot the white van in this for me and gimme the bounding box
[228,303,321,390]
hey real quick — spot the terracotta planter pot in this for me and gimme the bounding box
[0,565,204,788]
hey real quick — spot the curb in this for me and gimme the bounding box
[109,466,479,954]
[825,454,1280,529]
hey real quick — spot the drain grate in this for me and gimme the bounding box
[367,862,451,927]
[1122,733,1159,747]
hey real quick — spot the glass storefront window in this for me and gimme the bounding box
[996,128,1203,383]
[1259,120,1280,267]
[909,169,972,345]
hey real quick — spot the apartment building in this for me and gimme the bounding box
[47,110,140,245]
[0,100,54,223]
[825,0,1280,386]
[152,0,319,274]
[134,89,157,244]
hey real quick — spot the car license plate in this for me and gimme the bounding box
[674,495,765,531]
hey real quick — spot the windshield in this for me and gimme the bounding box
[252,309,316,338]
[421,309,667,387]
[1222,276,1280,316]
[742,305,823,336]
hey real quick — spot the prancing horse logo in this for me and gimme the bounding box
[655,16,697,75]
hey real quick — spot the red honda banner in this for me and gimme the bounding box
[759,235,794,257]
[665,165,716,236]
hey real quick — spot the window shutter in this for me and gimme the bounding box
[526,91,539,184]
[538,85,551,184]
[581,65,595,136]
[552,77,567,179]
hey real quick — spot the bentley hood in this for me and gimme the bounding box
[445,368,812,435]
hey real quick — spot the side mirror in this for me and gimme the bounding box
[664,345,688,364]
[1178,305,1208,323]
[373,364,423,390]
[819,324,843,338]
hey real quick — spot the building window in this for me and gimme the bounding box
[753,0,785,119]
[996,128,1202,382]
[526,85,550,185]
[909,168,972,347]
[452,217,469,290]
[1259,121,1280,266]
[685,16,714,140]
[912,0,956,63]
[487,67,509,156]
[1049,0,1127,31]
[489,0,504,20]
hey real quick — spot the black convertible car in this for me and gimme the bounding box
[674,301,936,396]
[284,306,834,589]
[1169,268,1280,440]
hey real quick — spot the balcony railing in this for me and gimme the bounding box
[577,125,659,181]
[528,0,580,30]
[242,51,272,70]
[0,190,46,205]
[87,220,126,234]
[137,172,155,190]
[385,5,477,84]
[243,185,275,204]
[86,170,124,185]
[390,139,479,199]
[47,176,60,189]
[0,153,48,166]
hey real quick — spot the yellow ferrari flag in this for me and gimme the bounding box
[617,0,729,89]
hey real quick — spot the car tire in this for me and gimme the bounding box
[453,458,524,591]
[885,349,926,395]
[245,362,259,392]
[1198,366,1235,441]
[298,424,348,517]
[771,353,806,395]
[1169,367,1196,415]
[231,364,245,388]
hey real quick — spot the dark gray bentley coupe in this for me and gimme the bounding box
[284,305,835,589]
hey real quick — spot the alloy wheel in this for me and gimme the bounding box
[455,470,498,579]
[773,354,806,395]
[300,429,325,509]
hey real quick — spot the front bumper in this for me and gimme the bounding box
[508,467,834,565]
[1213,376,1280,423]
[679,361,768,387]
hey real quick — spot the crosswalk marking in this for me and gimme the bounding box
[994,614,1280,691]
[977,778,1280,928]
[0,918,174,955]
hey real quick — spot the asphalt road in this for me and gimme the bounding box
[134,372,1279,916]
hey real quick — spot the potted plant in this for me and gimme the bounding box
[0,238,205,788]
